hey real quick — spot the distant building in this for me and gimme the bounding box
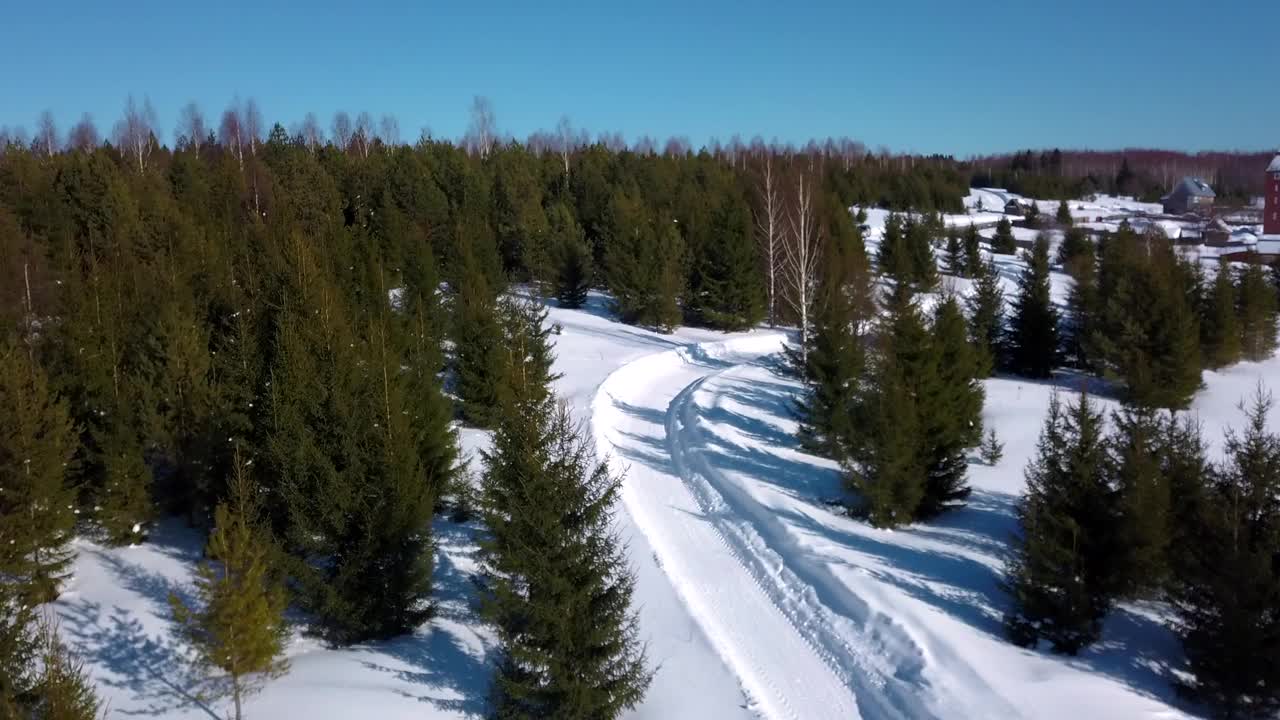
[1004,198,1029,215]
[1161,177,1216,215]
[1265,154,1280,236]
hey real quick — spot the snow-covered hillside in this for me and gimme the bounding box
[51,287,1280,719]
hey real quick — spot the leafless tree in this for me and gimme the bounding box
[600,131,626,152]
[331,111,352,151]
[663,136,690,157]
[634,135,657,155]
[33,111,58,157]
[783,171,821,359]
[555,115,574,177]
[175,102,207,156]
[353,111,374,158]
[113,95,158,173]
[378,114,400,150]
[755,154,784,328]
[297,112,323,153]
[242,98,263,158]
[67,114,99,152]
[219,100,246,168]
[465,96,496,158]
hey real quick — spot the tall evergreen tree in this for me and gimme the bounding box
[966,258,1005,377]
[25,621,101,720]
[453,239,505,428]
[1110,405,1172,596]
[0,343,78,604]
[917,294,983,518]
[1062,240,1099,371]
[479,293,651,719]
[1004,391,1119,654]
[961,224,983,277]
[1238,262,1278,362]
[688,193,764,330]
[943,231,964,277]
[547,203,592,310]
[170,449,289,720]
[1056,200,1073,226]
[876,214,911,284]
[1200,266,1242,369]
[1003,236,1060,378]
[992,216,1017,255]
[1174,388,1280,718]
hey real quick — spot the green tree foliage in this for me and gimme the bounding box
[25,621,102,720]
[943,231,964,277]
[961,224,983,277]
[170,449,289,720]
[1056,200,1073,226]
[791,215,873,457]
[547,202,592,309]
[966,258,1005,377]
[1110,406,1172,596]
[479,292,651,719]
[1004,391,1119,654]
[1062,239,1099,371]
[1003,236,1060,378]
[1173,388,1280,718]
[605,186,683,331]
[0,343,78,604]
[687,191,764,330]
[1092,228,1202,408]
[453,239,505,428]
[1200,266,1241,369]
[1056,227,1089,268]
[1024,201,1042,228]
[94,428,153,546]
[917,294,984,517]
[1237,262,1278,362]
[992,216,1018,255]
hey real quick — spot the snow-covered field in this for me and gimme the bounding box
[50,280,1280,719]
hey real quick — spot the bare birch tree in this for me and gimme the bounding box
[68,113,99,152]
[242,98,263,158]
[34,111,58,157]
[378,114,400,150]
[556,115,574,178]
[466,96,496,158]
[755,154,784,327]
[354,111,374,158]
[175,102,207,156]
[331,111,352,152]
[298,112,323,153]
[219,100,245,169]
[113,95,157,173]
[783,172,822,360]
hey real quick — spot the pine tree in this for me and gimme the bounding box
[1200,266,1242,369]
[846,285,928,527]
[0,343,78,604]
[688,193,764,330]
[170,449,289,720]
[479,294,651,719]
[604,186,683,331]
[1056,227,1089,268]
[1161,414,1211,587]
[1056,200,1073,227]
[980,428,1004,465]
[549,203,593,310]
[1110,405,1172,596]
[904,217,938,289]
[962,224,983,277]
[1004,236,1059,378]
[1174,387,1280,718]
[917,294,983,518]
[876,214,911,283]
[791,203,873,457]
[26,621,101,720]
[992,216,1017,255]
[1063,241,1099,371]
[1004,391,1119,654]
[943,231,964,277]
[1025,201,1042,229]
[966,258,1005,377]
[453,239,504,428]
[0,577,38,708]
[1238,263,1278,362]
[93,428,152,546]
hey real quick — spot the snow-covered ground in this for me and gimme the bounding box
[49,282,1280,719]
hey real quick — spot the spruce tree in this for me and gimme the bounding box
[26,621,101,720]
[980,428,1004,465]
[904,217,938,289]
[550,210,593,310]
[170,449,289,720]
[479,294,651,719]
[0,576,38,708]
[962,224,983,277]
[992,216,1017,255]
[876,214,910,283]
[966,258,1005,377]
[1056,200,1073,227]
[94,428,153,546]
[1201,266,1241,369]
[792,221,872,458]
[1238,263,1278,362]
[917,294,983,518]
[0,343,78,604]
[453,239,504,428]
[1110,405,1172,596]
[1174,388,1280,718]
[846,285,928,527]
[688,193,764,330]
[1063,241,1099,371]
[943,231,964,277]
[1004,236,1060,378]
[1025,201,1042,229]
[1004,391,1119,654]
[1161,414,1211,587]
[1056,227,1089,268]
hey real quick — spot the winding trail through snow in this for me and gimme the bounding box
[592,335,946,720]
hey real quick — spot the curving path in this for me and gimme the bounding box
[593,335,941,720]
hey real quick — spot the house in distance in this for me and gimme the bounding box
[1265,153,1280,237]
[1162,176,1216,215]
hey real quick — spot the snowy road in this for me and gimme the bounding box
[593,335,932,720]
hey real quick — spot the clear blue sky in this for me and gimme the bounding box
[2,0,1276,156]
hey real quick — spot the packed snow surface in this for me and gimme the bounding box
[50,289,1280,719]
